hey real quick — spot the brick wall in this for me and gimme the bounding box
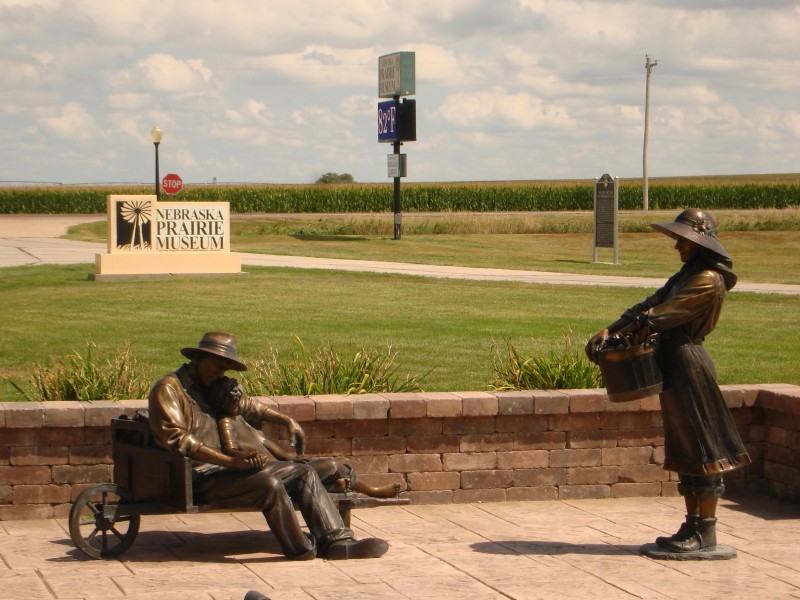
[1,385,798,520]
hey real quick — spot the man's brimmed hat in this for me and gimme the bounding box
[651,208,730,260]
[181,332,247,371]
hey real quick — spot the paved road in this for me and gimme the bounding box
[1,214,798,295]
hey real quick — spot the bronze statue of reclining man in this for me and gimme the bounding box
[148,331,392,560]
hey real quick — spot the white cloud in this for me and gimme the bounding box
[136,54,214,94]
[412,44,468,87]
[108,93,151,111]
[172,148,198,170]
[107,112,140,138]
[224,99,273,125]
[38,102,96,141]
[666,85,722,106]
[0,0,798,183]
[433,86,577,131]
[784,112,800,138]
[4,62,40,86]
[209,124,270,146]
[339,94,373,118]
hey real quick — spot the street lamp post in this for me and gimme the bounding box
[150,125,163,200]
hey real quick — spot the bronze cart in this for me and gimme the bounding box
[69,417,408,559]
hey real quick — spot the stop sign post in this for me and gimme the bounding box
[162,173,183,196]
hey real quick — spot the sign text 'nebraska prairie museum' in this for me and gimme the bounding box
[92,195,241,280]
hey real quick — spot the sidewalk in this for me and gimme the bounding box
[1,214,799,295]
[1,494,799,600]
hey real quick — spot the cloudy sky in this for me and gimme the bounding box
[1,0,798,186]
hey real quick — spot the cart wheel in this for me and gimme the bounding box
[69,483,140,559]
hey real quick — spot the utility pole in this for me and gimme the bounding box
[642,54,657,211]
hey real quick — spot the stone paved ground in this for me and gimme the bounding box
[1,494,799,600]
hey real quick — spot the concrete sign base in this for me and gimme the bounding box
[91,251,242,280]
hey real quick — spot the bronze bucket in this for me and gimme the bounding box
[597,341,662,402]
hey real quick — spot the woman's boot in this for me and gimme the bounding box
[655,515,699,548]
[660,517,717,553]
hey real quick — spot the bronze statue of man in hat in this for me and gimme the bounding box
[148,331,389,560]
[587,208,751,557]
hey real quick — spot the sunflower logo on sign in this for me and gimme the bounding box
[116,200,152,250]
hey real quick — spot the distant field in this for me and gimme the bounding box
[3,173,799,214]
[395,173,800,187]
[4,172,799,188]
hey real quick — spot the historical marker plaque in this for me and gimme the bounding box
[593,174,619,264]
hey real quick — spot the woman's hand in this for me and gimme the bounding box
[245,452,269,470]
[229,450,268,470]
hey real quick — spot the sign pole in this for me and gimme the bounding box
[392,101,402,240]
[379,52,415,242]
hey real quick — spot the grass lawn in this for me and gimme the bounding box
[69,209,800,284]
[1,264,798,400]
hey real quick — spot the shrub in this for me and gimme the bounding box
[9,340,152,401]
[242,338,428,396]
[490,333,603,391]
[8,337,428,401]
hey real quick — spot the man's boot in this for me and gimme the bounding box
[321,537,389,560]
[655,515,699,548]
[660,517,717,553]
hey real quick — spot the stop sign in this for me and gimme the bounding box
[162,173,183,195]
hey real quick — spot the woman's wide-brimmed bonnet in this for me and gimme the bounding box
[651,208,730,260]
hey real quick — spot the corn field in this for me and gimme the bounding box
[1,179,798,214]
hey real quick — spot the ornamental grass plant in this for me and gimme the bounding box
[241,338,427,396]
[10,340,152,402]
[490,333,604,391]
[9,336,427,401]
[242,337,424,396]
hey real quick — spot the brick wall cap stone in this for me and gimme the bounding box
[458,392,499,417]
[310,394,354,420]
[1,402,44,428]
[566,389,606,413]
[352,394,390,420]
[266,396,315,421]
[495,390,534,416]
[385,395,427,419]
[43,401,86,427]
[422,392,462,417]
